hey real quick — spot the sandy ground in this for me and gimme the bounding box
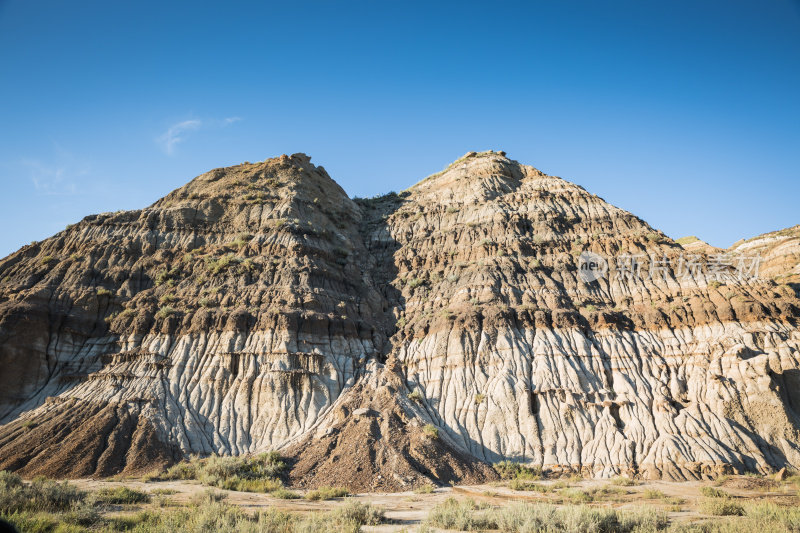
[70,476,799,532]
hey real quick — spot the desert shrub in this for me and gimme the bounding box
[425,498,496,531]
[332,499,384,527]
[1,510,67,533]
[269,487,301,499]
[63,499,102,526]
[206,254,242,275]
[231,233,252,249]
[646,233,668,244]
[609,475,637,486]
[191,489,227,505]
[304,486,349,501]
[156,305,176,319]
[156,452,289,494]
[407,277,424,289]
[490,502,668,533]
[423,424,439,439]
[217,477,282,493]
[562,488,594,503]
[40,256,55,265]
[162,461,198,480]
[414,484,435,494]
[743,502,800,530]
[560,486,627,504]
[91,486,150,504]
[700,486,730,498]
[198,297,216,307]
[0,472,85,513]
[509,479,551,492]
[701,497,744,516]
[493,460,543,480]
[643,488,668,499]
[408,389,423,402]
[474,393,486,405]
[96,287,113,297]
[159,293,177,304]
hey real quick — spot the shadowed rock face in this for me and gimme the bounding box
[0,151,798,489]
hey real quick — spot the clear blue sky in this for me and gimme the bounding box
[1,0,798,256]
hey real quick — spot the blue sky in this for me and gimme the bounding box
[0,1,798,256]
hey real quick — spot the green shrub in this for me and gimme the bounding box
[40,256,55,265]
[425,497,496,531]
[158,295,177,306]
[509,479,551,492]
[63,500,102,526]
[0,472,85,513]
[161,461,198,480]
[231,233,252,249]
[304,486,349,501]
[474,393,486,405]
[643,488,667,499]
[490,502,668,533]
[701,497,744,516]
[206,254,242,275]
[155,452,289,494]
[407,277,424,289]
[191,489,227,505]
[269,487,300,499]
[332,499,384,527]
[700,486,730,498]
[156,306,176,318]
[493,461,543,480]
[198,297,216,308]
[92,486,150,504]
[423,424,439,439]
[96,287,113,297]
[218,477,282,493]
[408,389,424,402]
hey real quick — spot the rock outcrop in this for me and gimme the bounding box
[0,151,798,489]
[729,225,800,286]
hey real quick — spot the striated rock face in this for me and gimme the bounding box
[0,151,798,488]
[729,225,800,286]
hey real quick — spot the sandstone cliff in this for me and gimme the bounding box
[0,151,798,489]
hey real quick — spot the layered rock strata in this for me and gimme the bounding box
[0,151,798,488]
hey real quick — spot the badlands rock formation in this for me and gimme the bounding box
[0,151,798,489]
[729,225,800,286]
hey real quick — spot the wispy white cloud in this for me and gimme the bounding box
[157,119,202,154]
[22,145,90,196]
[156,116,243,155]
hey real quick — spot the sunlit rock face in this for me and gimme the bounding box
[0,151,798,489]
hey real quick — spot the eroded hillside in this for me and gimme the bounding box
[0,151,798,490]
